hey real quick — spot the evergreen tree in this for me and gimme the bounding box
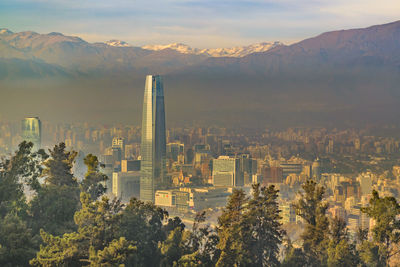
[293,179,330,266]
[0,142,46,266]
[327,217,360,267]
[0,213,36,267]
[118,197,168,266]
[242,184,285,267]
[0,141,46,217]
[216,188,248,266]
[73,193,123,252]
[361,190,400,266]
[80,154,108,201]
[30,193,134,266]
[29,143,80,236]
[42,143,77,187]
[89,237,136,266]
[178,211,220,266]
[160,227,185,266]
[281,238,307,267]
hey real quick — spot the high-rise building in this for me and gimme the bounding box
[140,75,167,202]
[262,166,283,184]
[21,117,42,150]
[167,142,185,162]
[112,137,125,159]
[212,156,244,187]
[112,171,140,202]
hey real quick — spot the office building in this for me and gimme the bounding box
[112,137,125,159]
[121,159,141,173]
[140,75,167,202]
[280,162,303,178]
[112,171,140,202]
[155,187,231,211]
[357,172,373,196]
[21,117,41,150]
[262,166,283,185]
[166,142,184,162]
[212,156,244,187]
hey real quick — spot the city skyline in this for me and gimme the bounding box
[1,0,400,265]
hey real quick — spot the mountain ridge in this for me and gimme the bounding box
[1,21,400,126]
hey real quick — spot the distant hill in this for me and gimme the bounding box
[0,21,400,127]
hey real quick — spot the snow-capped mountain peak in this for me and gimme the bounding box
[0,28,13,35]
[142,43,197,54]
[105,40,131,47]
[141,41,284,57]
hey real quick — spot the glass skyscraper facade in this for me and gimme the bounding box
[21,117,42,151]
[140,75,167,202]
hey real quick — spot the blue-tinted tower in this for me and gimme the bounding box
[140,75,167,202]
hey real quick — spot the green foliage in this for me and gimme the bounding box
[119,198,168,266]
[216,188,248,267]
[74,193,123,251]
[81,154,108,201]
[215,184,284,267]
[89,237,136,267]
[42,143,77,187]
[358,240,383,267]
[327,217,360,267]
[361,190,400,266]
[0,141,46,217]
[7,141,400,267]
[29,143,80,236]
[0,142,46,266]
[29,185,80,236]
[31,193,134,266]
[0,213,36,267]
[281,244,307,267]
[293,179,330,266]
[242,184,285,267]
[160,227,185,266]
[30,230,87,266]
[181,211,220,266]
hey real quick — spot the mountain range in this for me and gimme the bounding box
[1,21,400,127]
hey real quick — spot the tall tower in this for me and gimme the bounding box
[140,75,167,202]
[21,117,42,151]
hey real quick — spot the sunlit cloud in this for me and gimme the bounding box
[0,0,399,48]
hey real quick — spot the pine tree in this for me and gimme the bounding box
[42,143,77,187]
[0,141,46,217]
[30,192,134,266]
[29,143,80,236]
[361,190,400,266]
[0,213,36,267]
[118,197,168,266]
[178,211,220,266]
[242,184,285,267]
[0,141,46,266]
[80,154,108,201]
[327,217,360,267]
[216,189,248,267]
[293,179,330,266]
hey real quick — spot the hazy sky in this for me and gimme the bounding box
[0,0,399,48]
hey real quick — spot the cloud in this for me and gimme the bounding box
[0,0,399,48]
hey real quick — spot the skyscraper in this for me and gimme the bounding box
[140,75,167,202]
[21,117,42,151]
